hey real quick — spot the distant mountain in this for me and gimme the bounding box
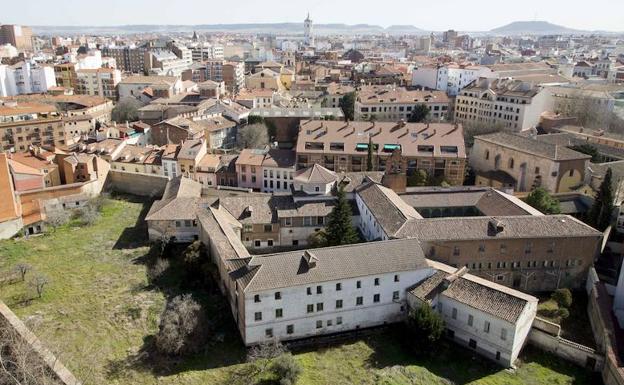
[32,23,428,36]
[490,21,583,35]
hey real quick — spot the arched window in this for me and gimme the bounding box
[508,158,514,169]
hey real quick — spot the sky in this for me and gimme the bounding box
[2,0,623,31]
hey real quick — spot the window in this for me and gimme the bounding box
[374,278,380,286]
[307,287,312,295]
[485,150,490,160]
[356,296,363,306]
[336,282,342,291]
[307,304,314,313]
[265,328,273,338]
[501,328,507,341]
[336,299,343,309]
[316,320,323,329]
[484,321,490,333]
[316,285,322,294]
[275,292,281,300]
[264,224,272,232]
[254,312,262,321]
[356,280,361,289]
[337,316,343,325]
[468,314,473,326]
[373,294,380,303]
[392,291,399,301]
[453,246,460,256]
[394,274,400,282]
[452,308,457,320]
[316,303,324,311]
[254,294,260,303]
[287,324,294,334]
[254,240,261,247]
[275,308,283,318]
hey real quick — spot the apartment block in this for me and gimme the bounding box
[354,85,449,121]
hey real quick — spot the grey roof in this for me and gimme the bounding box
[395,214,602,240]
[400,187,542,217]
[356,182,422,237]
[476,132,591,161]
[337,171,384,192]
[294,164,337,184]
[161,176,202,200]
[238,238,429,292]
[276,200,336,218]
[410,262,537,323]
[220,195,292,224]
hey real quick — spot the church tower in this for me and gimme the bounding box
[304,13,314,47]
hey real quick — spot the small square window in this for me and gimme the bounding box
[336,282,342,291]
[265,328,273,338]
[392,291,399,301]
[356,280,361,289]
[373,294,380,303]
[275,292,281,300]
[394,274,399,282]
[316,320,323,329]
[316,303,324,311]
[336,299,343,309]
[307,304,314,313]
[316,285,322,294]
[356,296,363,306]
[307,287,312,295]
[254,312,262,321]
[254,295,260,303]
[337,316,342,325]
[374,278,380,286]
[287,324,294,334]
[275,308,283,318]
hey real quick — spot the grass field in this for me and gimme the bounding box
[0,196,601,385]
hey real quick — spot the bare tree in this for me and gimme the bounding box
[0,322,64,385]
[13,263,32,282]
[44,210,71,232]
[155,294,210,356]
[555,91,612,129]
[28,275,49,299]
[77,201,100,226]
[237,124,269,149]
[112,97,141,123]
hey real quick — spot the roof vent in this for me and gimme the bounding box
[488,219,505,234]
[303,250,318,269]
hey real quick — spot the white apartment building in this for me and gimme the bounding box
[75,68,121,100]
[411,65,448,91]
[408,261,537,367]
[446,65,492,96]
[261,149,296,193]
[0,62,56,96]
[454,78,554,132]
[241,242,433,345]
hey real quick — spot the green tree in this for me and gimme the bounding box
[366,136,374,171]
[587,168,614,231]
[112,97,141,123]
[408,103,430,123]
[525,188,561,214]
[407,169,428,187]
[551,288,573,308]
[406,303,445,353]
[325,186,359,246]
[571,144,600,163]
[339,92,356,121]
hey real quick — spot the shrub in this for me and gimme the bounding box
[270,353,302,385]
[407,303,445,353]
[147,258,169,283]
[556,307,570,320]
[551,288,573,309]
[155,294,210,355]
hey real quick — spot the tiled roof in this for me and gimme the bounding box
[239,238,429,292]
[475,132,590,161]
[410,261,537,323]
[356,182,422,237]
[395,214,602,240]
[294,164,337,184]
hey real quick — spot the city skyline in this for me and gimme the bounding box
[2,0,623,32]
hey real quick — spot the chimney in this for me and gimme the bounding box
[488,219,505,235]
[302,250,318,269]
[442,266,468,289]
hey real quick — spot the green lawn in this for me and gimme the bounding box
[0,196,600,385]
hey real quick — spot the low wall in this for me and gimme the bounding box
[108,171,168,197]
[528,328,604,371]
[0,301,81,385]
[588,272,624,385]
[0,216,23,239]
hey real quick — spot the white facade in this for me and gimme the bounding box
[244,268,432,345]
[262,167,295,193]
[411,66,448,91]
[304,13,314,47]
[162,159,180,180]
[447,66,492,96]
[0,62,56,96]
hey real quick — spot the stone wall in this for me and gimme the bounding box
[0,301,81,385]
[108,171,168,197]
[528,328,604,371]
